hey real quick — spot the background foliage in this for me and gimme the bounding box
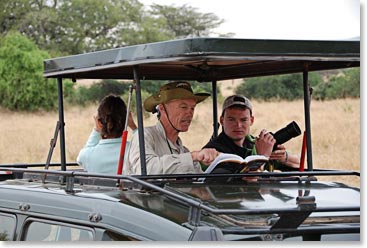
[1,0,225,55]
[236,69,360,101]
[312,68,360,100]
[0,0,360,112]
[0,0,226,111]
[0,32,58,111]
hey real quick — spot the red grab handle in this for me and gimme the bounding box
[299,131,306,172]
[117,130,128,175]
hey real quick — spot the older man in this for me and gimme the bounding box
[125,81,219,175]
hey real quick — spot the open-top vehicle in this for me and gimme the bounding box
[0,38,360,241]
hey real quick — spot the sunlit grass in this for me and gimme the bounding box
[0,98,360,187]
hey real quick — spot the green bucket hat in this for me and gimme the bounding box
[144,81,210,113]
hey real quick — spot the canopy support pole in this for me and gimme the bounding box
[133,66,147,176]
[302,64,313,171]
[212,80,219,138]
[56,77,67,172]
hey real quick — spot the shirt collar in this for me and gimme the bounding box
[99,137,121,144]
[156,121,184,149]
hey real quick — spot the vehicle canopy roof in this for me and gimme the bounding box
[44,37,359,81]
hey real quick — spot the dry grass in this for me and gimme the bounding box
[0,98,360,187]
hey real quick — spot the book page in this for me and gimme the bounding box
[204,153,243,174]
[204,153,268,174]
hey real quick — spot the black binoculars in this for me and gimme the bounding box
[271,121,301,150]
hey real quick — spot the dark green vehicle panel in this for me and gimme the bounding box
[0,181,192,240]
[0,171,360,241]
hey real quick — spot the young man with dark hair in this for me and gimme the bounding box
[204,95,300,171]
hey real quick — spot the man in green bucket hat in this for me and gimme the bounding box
[125,81,219,175]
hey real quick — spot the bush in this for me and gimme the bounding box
[67,79,131,105]
[69,79,216,106]
[121,89,152,118]
[313,68,360,100]
[235,73,322,101]
[0,32,58,111]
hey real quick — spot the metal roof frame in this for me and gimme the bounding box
[42,37,360,175]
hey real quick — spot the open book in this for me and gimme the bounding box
[204,153,268,174]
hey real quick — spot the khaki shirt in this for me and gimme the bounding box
[124,122,203,175]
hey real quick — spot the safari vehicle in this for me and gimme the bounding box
[0,38,360,241]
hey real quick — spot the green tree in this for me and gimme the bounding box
[1,0,146,54]
[1,0,60,52]
[1,0,227,55]
[1,0,32,34]
[56,0,144,54]
[149,4,225,38]
[0,32,58,111]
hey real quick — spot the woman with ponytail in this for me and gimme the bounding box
[77,94,137,174]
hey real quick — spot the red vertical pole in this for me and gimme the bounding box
[117,85,134,175]
[299,131,307,172]
[117,130,128,175]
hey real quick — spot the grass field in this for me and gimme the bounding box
[0,98,360,187]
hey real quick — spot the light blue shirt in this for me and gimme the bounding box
[77,129,130,175]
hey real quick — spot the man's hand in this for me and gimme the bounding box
[128,111,137,131]
[255,129,275,157]
[191,148,219,165]
[270,144,287,162]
